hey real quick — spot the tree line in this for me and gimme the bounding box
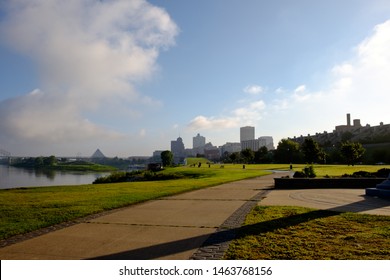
[160,138,370,166]
[211,138,366,165]
[220,138,366,165]
[271,138,366,165]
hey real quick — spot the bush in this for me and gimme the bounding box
[352,171,374,178]
[293,165,316,178]
[303,165,316,178]
[341,168,390,178]
[93,170,185,184]
[93,171,143,184]
[375,168,390,178]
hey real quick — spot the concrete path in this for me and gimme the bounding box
[0,173,279,260]
[1,172,390,260]
[259,187,390,216]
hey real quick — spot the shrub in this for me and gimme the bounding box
[341,168,390,178]
[375,168,390,178]
[303,165,316,178]
[93,170,185,184]
[352,171,374,178]
[293,165,316,178]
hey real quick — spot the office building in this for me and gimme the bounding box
[240,126,255,142]
[193,133,206,148]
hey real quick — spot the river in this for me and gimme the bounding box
[0,165,110,189]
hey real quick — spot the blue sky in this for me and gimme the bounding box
[1,0,390,157]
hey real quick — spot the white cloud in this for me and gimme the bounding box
[331,63,354,76]
[275,87,287,94]
[233,100,266,122]
[243,84,263,95]
[188,99,266,131]
[0,89,122,142]
[294,85,306,93]
[0,0,178,154]
[325,19,390,117]
[187,116,238,130]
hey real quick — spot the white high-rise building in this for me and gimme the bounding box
[240,126,255,142]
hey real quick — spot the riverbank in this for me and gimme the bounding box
[11,160,117,172]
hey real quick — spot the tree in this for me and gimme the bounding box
[161,150,174,167]
[318,150,328,164]
[229,152,241,163]
[275,139,301,163]
[44,155,57,166]
[221,151,231,163]
[301,138,321,163]
[340,141,365,166]
[254,146,271,163]
[34,156,44,167]
[241,148,255,163]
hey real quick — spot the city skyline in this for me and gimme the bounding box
[1,1,390,157]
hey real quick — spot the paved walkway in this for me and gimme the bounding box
[1,172,390,260]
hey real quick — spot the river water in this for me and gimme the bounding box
[0,165,110,189]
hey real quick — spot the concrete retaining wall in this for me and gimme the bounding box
[274,178,385,189]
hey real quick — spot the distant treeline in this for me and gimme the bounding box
[12,156,117,172]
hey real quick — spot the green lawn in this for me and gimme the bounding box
[224,206,390,260]
[288,164,390,177]
[185,161,390,177]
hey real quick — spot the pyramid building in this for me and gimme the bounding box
[91,149,106,159]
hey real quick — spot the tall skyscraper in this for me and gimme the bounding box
[193,133,206,148]
[171,137,185,157]
[240,126,255,142]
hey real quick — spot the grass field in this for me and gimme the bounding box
[1,163,389,242]
[183,162,390,177]
[224,206,390,260]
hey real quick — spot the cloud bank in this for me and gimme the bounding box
[0,0,178,155]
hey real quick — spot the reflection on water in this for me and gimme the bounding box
[0,165,110,189]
